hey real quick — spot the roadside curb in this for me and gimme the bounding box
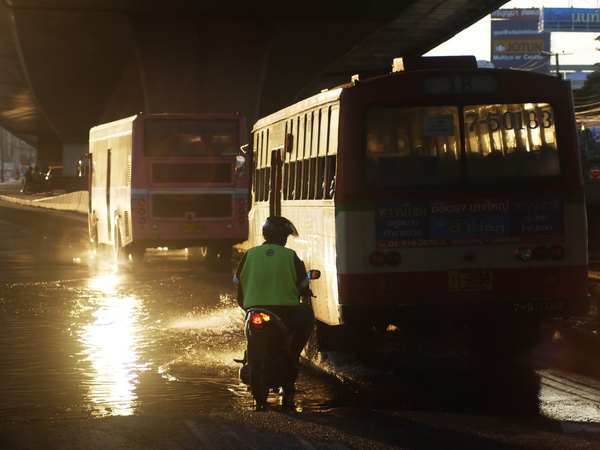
[0,191,87,214]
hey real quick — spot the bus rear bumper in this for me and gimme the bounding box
[338,295,591,329]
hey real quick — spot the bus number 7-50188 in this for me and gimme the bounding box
[466,109,553,132]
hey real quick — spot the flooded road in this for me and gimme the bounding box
[1,200,600,448]
[0,205,346,421]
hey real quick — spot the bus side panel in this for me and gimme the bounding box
[282,201,339,326]
[247,200,341,325]
[89,116,136,247]
[112,133,133,248]
[90,132,133,247]
[89,138,109,246]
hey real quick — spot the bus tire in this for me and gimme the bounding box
[113,226,127,263]
[89,223,99,253]
[311,321,354,352]
[206,243,232,262]
[130,245,145,263]
[471,319,539,368]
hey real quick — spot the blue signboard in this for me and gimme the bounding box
[374,196,565,249]
[541,8,600,32]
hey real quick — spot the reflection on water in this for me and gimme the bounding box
[76,273,149,416]
[161,303,245,382]
[538,369,600,422]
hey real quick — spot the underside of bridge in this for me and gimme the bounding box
[0,0,508,163]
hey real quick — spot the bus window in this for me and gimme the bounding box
[308,158,317,198]
[365,106,460,188]
[325,155,336,199]
[316,156,326,199]
[144,119,240,156]
[464,103,560,183]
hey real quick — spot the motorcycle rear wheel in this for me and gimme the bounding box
[250,363,269,411]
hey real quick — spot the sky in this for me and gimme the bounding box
[425,0,600,67]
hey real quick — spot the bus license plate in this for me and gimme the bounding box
[181,222,205,233]
[448,269,493,292]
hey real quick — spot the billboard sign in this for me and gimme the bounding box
[541,8,600,32]
[491,8,540,20]
[491,9,549,73]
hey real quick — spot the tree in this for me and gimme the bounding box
[573,70,600,100]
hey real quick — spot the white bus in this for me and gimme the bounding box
[89,113,249,262]
[248,56,589,354]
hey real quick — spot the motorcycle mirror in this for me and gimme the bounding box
[307,269,321,280]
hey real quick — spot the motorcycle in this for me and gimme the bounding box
[236,269,320,411]
[22,175,54,195]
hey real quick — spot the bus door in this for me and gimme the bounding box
[106,149,112,239]
[87,153,93,214]
[269,147,283,216]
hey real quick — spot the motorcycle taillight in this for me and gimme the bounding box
[250,312,270,329]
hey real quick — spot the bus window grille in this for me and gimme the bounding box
[123,210,130,238]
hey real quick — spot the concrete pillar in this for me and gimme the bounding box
[62,143,88,175]
[36,133,62,167]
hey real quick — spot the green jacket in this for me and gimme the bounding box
[237,243,306,309]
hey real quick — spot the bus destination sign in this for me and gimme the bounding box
[423,75,498,95]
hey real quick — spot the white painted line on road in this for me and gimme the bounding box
[183,419,214,447]
[560,422,600,434]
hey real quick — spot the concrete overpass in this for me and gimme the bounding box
[0,0,509,169]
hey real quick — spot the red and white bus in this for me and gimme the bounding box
[248,56,589,354]
[88,113,248,262]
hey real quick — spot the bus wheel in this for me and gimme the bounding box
[310,321,358,352]
[89,224,99,253]
[217,243,233,261]
[113,227,127,263]
[206,243,232,262]
[471,319,540,368]
[130,246,145,263]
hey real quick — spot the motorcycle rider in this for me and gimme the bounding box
[233,216,314,407]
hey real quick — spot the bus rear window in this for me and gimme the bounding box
[144,119,240,157]
[366,106,461,188]
[464,103,559,183]
[365,103,560,188]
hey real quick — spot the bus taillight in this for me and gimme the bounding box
[369,251,385,266]
[550,245,565,260]
[385,251,401,266]
[369,251,401,267]
[238,199,247,216]
[533,246,549,260]
[137,199,147,218]
[516,245,565,261]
